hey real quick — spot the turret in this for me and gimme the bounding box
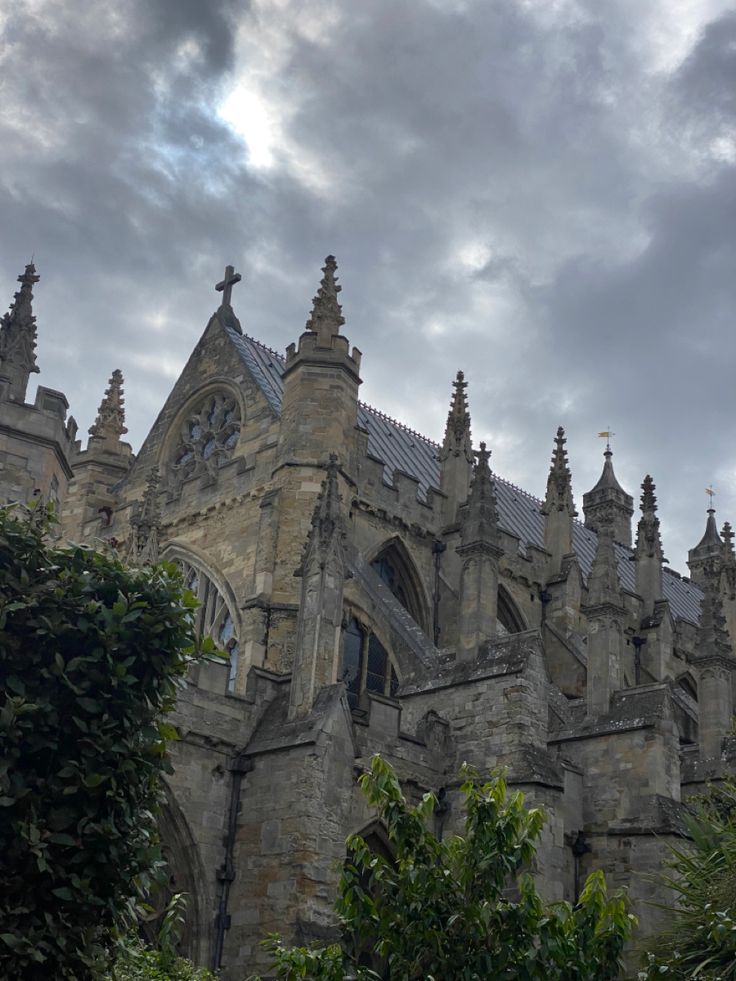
[720,522,736,645]
[541,426,576,575]
[688,503,723,588]
[634,475,664,618]
[288,456,348,720]
[582,443,634,547]
[694,578,735,760]
[277,256,362,473]
[439,371,473,523]
[456,443,503,658]
[0,263,41,402]
[584,523,626,715]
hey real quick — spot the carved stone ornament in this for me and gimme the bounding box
[170,391,240,487]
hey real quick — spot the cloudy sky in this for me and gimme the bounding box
[1,0,734,570]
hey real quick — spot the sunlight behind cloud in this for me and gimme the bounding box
[218,84,280,169]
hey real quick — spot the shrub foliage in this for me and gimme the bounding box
[259,754,635,980]
[0,505,199,979]
[640,781,736,979]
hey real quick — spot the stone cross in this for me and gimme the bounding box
[216,265,242,307]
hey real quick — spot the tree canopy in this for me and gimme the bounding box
[0,505,201,979]
[258,754,635,980]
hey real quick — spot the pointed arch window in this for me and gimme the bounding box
[370,541,429,632]
[341,618,399,709]
[177,558,240,692]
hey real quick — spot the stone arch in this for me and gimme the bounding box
[366,535,432,634]
[340,610,400,709]
[676,670,698,702]
[160,540,241,692]
[497,583,528,635]
[158,378,245,490]
[141,782,212,967]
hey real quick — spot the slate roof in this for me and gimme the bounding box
[227,327,703,626]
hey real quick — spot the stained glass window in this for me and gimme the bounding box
[175,557,239,692]
[341,618,398,708]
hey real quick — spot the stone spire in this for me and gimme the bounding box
[694,577,735,759]
[582,445,634,547]
[304,255,345,346]
[634,475,664,616]
[289,455,348,720]
[0,262,41,402]
[542,426,577,574]
[439,371,474,521]
[456,443,503,657]
[584,524,625,714]
[88,369,128,446]
[128,468,161,565]
[688,504,723,588]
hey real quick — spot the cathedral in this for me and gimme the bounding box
[1,257,735,977]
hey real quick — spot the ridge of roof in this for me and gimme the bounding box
[359,401,440,449]
[242,332,285,364]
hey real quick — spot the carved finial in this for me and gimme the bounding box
[89,369,128,442]
[440,370,473,463]
[542,426,576,516]
[0,262,41,401]
[722,522,735,558]
[640,475,657,514]
[305,255,345,343]
[128,468,161,565]
[635,474,664,562]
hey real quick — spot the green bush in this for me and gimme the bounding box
[0,505,201,979]
[257,754,635,980]
[640,781,736,980]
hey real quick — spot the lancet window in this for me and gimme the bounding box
[170,391,241,485]
[176,558,239,691]
[341,618,399,710]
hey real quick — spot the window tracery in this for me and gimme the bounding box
[170,391,240,486]
[341,617,398,709]
[177,558,239,691]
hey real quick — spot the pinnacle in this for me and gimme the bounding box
[89,368,128,441]
[587,524,623,607]
[303,453,345,570]
[305,255,345,343]
[440,369,472,461]
[0,262,41,400]
[543,425,576,516]
[460,441,500,547]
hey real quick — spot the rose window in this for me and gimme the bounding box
[171,392,240,484]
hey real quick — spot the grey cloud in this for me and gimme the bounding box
[0,0,734,571]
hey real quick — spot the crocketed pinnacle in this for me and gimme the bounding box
[542,426,576,515]
[0,262,41,400]
[301,454,346,572]
[89,369,128,441]
[460,442,500,547]
[128,468,161,565]
[439,370,473,463]
[587,525,623,608]
[635,475,663,559]
[305,255,345,345]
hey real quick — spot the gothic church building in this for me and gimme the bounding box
[2,258,736,977]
